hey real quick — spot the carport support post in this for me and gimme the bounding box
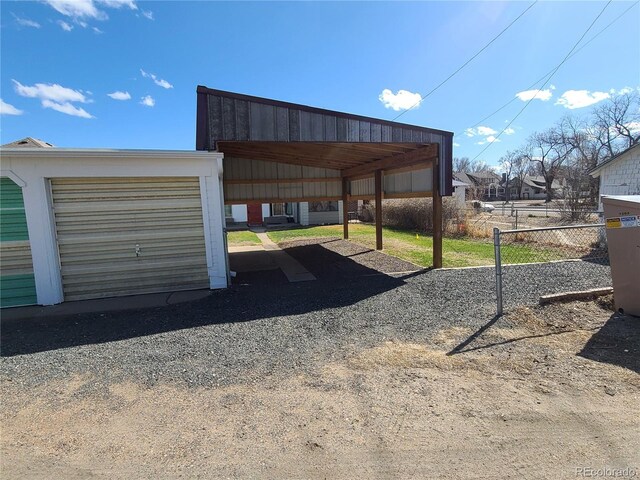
[432,160,443,268]
[375,169,383,250]
[342,177,349,240]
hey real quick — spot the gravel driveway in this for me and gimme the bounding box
[0,239,632,479]
[0,239,612,390]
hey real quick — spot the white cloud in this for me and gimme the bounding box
[555,90,610,109]
[140,95,155,107]
[504,127,515,135]
[13,80,94,118]
[625,121,640,134]
[141,9,153,20]
[93,26,104,34]
[107,91,131,100]
[0,99,24,116]
[485,135,500,143]
[515,88,554,102]
[140,69,173,89]
[43,0,107,20]
[12,14,41,28]
[41,99,94,118]
[453,142,460,147]
[58,20,73,31]
[99,0,137,9]
[610,86,634,95]
[13,80,89,103]
[378,89,422,111]
[43,0,139,22]
[476,126,497,136]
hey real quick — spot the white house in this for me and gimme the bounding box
[589,143,640,211]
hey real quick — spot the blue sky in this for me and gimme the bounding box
[1,1,639,166]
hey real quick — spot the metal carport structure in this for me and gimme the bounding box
[195,86,453,267]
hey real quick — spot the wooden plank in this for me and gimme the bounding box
[224,177,340,185]
[208,95,223,142]
[375,169,383,250]
[224,195,342,205]
[324,116,337,141]
[275,107,290,141]
[432,158,442,268]
[371,123,382,142]
[359,121,371,142]
[342,178,349,240]
[384,191,433,199]
[289,109,301,141]
[336,117,348,141]
[341,144,438,178]
[235,100,250,141]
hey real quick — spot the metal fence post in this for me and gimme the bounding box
[493,227,503,316]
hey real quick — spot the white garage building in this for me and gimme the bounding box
[0,148,227,306]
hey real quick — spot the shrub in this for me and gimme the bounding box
[361,198,466,235]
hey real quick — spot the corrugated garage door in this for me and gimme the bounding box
[51,177,209,301]
[0,177,37,307]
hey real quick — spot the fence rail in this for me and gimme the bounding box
[493,224,610,315]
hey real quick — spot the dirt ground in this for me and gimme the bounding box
[2,297,638,479]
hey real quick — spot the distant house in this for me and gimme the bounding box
[514,175,565,200]
[589,143,640,210]
[452,179,470,206]
[453,171,502,200]
[2,137,54,148]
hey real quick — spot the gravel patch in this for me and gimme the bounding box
[0,242,612,394]
[279,237,421,278]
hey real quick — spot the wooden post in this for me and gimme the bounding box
[342,177,349,240]
[432,159,443,268]
[375,169,383,250]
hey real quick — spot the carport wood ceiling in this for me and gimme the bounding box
[216,141,438,179]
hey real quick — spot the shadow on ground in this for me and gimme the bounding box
[1,241,425,357]
[578,313,640,374]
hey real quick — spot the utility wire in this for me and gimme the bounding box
[459,1,638,136]
[469,0,613,163]
[391,1,538,122]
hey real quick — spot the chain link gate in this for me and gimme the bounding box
[493,224,611,315]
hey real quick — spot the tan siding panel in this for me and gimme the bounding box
[0,241,34,276]
[51,177,209,301]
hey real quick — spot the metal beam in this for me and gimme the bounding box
[342,178,349,240]
[375,169,383,250]
[432,158,442,268]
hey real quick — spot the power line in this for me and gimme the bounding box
[469,0,613,163]
[391,1,538,122]
[459,1,638,137]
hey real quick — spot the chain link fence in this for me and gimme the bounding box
[494,224,611,315]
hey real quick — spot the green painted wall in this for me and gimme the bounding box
[1,177,37,307]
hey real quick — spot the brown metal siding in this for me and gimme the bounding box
[196,86,454,195]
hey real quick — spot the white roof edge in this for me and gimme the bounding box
[0,147,223,159]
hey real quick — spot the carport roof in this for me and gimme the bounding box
[196,86,453,189]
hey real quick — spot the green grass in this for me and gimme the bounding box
[267,224,559,268]
[227,230,261,246]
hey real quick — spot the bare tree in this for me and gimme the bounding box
[499,150,519,202]
[524,123,575,203]
[592,91,640,159]
[453,157,490,173]
[510,150,532,200]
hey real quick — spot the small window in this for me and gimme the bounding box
[224,205,232,218]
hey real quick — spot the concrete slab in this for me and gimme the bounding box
[229,231,316,282]
[1,289,212,322]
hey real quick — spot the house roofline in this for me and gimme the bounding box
[589,143,640,177]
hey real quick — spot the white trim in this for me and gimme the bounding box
[0,169,27,187]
